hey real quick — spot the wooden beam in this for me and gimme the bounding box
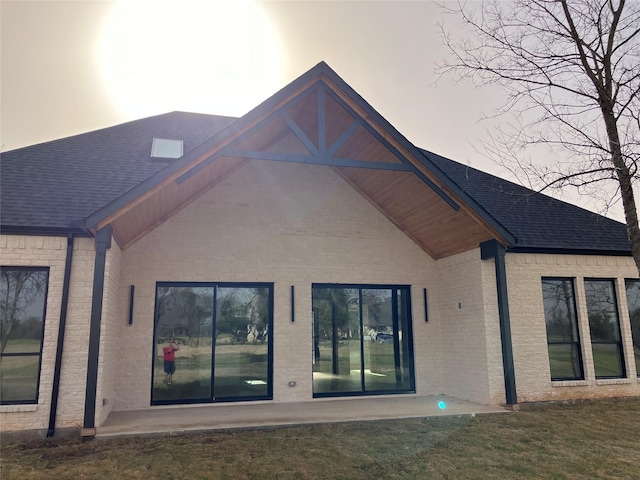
[222,149,413,172]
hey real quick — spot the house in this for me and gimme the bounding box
[1,62,638,438]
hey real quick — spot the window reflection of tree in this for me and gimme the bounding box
[542,280,576,342]
[312,288,354,371]
[0,270,46,353]
[156,287,213,346]
[542,278,581,379]
[585,281,618,342]
[217,288,269,344]
[625,280,640,370]
[362,289,392,336]
[585,279,625,378]
[156,287,269,347]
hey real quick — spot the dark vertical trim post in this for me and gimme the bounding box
[423,288,429,322]
[481,240,517,406]
[290,285,295,322]
[47,234,74,437]
[82,226,112,438]
[127,285,135,325]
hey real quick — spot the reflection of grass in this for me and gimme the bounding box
[548,345,580,379]
[152,343,269,402]
[592,345,624,377]
[548,344,626,378]
[4,398,640,479]
[313,341,411,394]
[2,339,41,354]
[0,356,38,402]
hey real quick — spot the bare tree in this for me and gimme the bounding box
[437,0,640,274]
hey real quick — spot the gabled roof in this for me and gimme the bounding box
[0,62,630,256]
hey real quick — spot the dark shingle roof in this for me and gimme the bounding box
[421,149,630,254]
[0,111,630,255]
[0,112,235,231]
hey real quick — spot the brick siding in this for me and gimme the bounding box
[0,236,95,432]
[506,253,640,402]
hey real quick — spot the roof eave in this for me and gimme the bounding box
[0,224,92,237]
[506,245,632,257]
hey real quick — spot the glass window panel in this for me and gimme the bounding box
[312,285,414,396]
[214,287,270,399]
[0,268,48,404]
[312,288,361,394]
[542,279,579,342]
[591,343,625,378]
[541,278,583,380]
[363,289,399,392]
[152,286,214,403]
[625,279,640,377]
[585,279,625,379]
[547,344,582,380]
[396,289,413,390]
[585,280,621,342]
[0,355,40,402]
[151,283,272,405]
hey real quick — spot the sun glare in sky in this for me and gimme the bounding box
[101,0,282,119]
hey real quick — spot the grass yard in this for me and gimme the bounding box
[2,397,640,479]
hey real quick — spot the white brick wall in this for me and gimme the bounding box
[506,253,640,402]
[434,249,506,405]
[114,161,443,411]
[95,239,122,425]
[0,235,95,432]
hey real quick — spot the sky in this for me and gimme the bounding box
[0,0,627,222]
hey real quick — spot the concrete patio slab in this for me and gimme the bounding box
[96,395,508,439]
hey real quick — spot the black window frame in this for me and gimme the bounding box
[541,277,585,381]
[624,278,640,378]
[584,278,626,379]
[150,281,274,406]
[0,266,50,405]
[311,283,416,398]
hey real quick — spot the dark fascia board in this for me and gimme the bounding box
[83,61,514,247]
[506,246,632,256]
[0,225,92,237]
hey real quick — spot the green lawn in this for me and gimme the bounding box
[1,397,639,479]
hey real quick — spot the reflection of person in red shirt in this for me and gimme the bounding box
[163,340,179,385]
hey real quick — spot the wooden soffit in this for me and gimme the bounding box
[90,63,511,257]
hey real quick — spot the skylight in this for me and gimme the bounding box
[151,138,183,159]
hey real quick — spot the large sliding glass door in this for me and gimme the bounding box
[312,284,414,397]
[151,283,272,405]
